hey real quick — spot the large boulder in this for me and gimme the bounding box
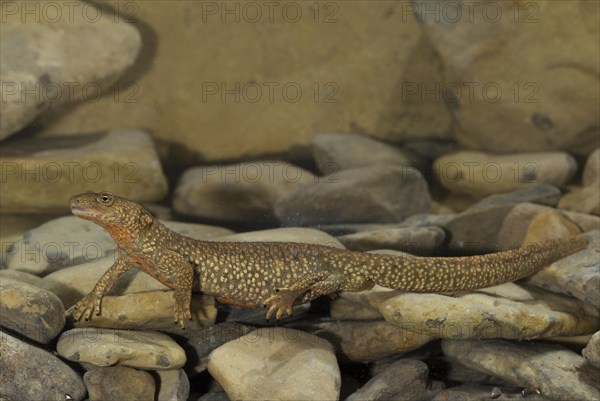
[0,0,141,139]
[32,1,452,161]
[417,0,599,155]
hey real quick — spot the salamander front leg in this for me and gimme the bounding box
[70,256,130,321]
[263,272,344,320]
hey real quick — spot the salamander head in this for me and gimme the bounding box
[70,192,154,239]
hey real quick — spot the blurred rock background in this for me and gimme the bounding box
[1,1,598,217]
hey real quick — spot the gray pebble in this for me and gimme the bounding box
[275,165,431,226]
[0,329,86,401]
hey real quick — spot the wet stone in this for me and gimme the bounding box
[378,283,599,340]
[0,214,54,245]
[329,294,384,320]
[208,327,340,401]
[442,184,561,252]
[293,319,433,362]
[179,322,255,375]
[434,151,576,197]
[0,277,65,344]
[70,291,217,333]
[331,284,402,319]
[419,1,599,154]
[275,165,431,226]
[430,384,548,401]
[0,329,87,401]
[497,202,599,250]
[216,227,344,248]
[0,129,168,213]
[0,0,141,140]
[527,230,600,309]
[400,213,456,228]
[521,210,582,244]
[583,331,600,369]
[442,339,600,401]
[559,184,600,216]
[337,226,445,253]
[31,1,451,161]
[0,270,46,290]
[4,216,113,275]
[84,366,156,401]
[440,357,505,387]
[155,369,190,401]
[5,215,233,275]
[559,148,600,216]
[346,359,438,401]
[162,221,234,240]
[173,161,315,224]
[314,223,395,236]
[41,256,169,309]
[57,328,186,370]
[311,132,420,173]
[583,148,600,187]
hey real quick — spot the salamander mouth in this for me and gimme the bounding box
[70,205,89,217]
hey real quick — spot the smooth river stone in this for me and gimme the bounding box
[442,339,600,401]
[583,148,600,187]
[419,0,599,155]
[173,161,315,224]
[41,256,169,309]
[442,184,561,252]
[0,270,46,288]
[57,328,186,370]
[583,331,600,368]
[30,2,451,161]
[275,165,431,226]
[0,330,86,401]
[337,226,445,253]
[84,366,156,401]
[346,359,437,401]
[526,230,600,309]
[5,215,233,275]
[346,359,441,401]
[377,283,599,340]
[208,327,340,401]
[155,369,190,401]
[434,151,576,197]
[1,0,141,139]
[216,227,344,248]
[0,129,168,213]
[4,215,113,275]
[181,322,255,375]
[311,132,418,173]
[497,202,599,250]
[295,319,433,362]
[70,291,217,332]
[558,148,600,216]
[559,184,600,215]
[0,277,65,343]
[521,210,582,244]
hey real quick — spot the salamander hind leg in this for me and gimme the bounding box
[263,272,344,320]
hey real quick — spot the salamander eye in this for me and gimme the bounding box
[97,193,114,206]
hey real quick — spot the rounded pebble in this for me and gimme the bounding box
[208,327,340,400]
[57,328,186,370]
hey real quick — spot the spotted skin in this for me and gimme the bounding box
[68,192,588,328]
